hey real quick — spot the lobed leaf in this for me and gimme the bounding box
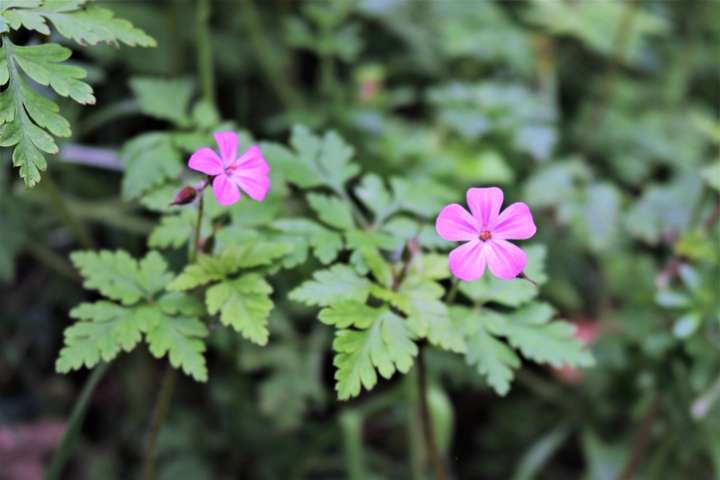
[453,306,520,396]
[334,309,417,400]
[56,301,162,373]
[487,303,595,368]
[398,277,466,353]
[146,315,208,382]
[285,125,360,193]
[1,2,155,47]
[129,76,194,126]
[289,265,371,307]
[307,192,355,230]
[168,241,290,291]
[273,218,343,265]
[120,133,182,200]
[206,274,274,345]
[71,250,171,305]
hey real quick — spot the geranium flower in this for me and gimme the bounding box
[188,131,270,205]
[435,187,536,281]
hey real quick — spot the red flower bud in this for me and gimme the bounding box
[170,186,197,206]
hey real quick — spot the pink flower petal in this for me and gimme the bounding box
[188,147,224,176]
[467,187,503,229]
[231,146,270,201]
[493,202,536,240]
[436,204,479,242]
[485,239,527,280]
[448,239,488,281]
[212,174,241,205]
[214,131,238,165]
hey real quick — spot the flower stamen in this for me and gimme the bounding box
[479,230,492,241]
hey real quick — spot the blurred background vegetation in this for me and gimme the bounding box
[1,0,719,478]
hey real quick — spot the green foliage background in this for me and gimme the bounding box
[1,0,719,479]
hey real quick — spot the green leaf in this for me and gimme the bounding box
[527,0,667,65]
[453,306,520,396]
[157,291,204,317]
[169,242,291,291]
[0,2,154,186]
[701,161,720,192]
[146,315,208,382]
[206,274,273,345]
[354,173,394,222]
[130,76,194,126]
[289,265,371,307]
[319,301,378,329]
[2,2,155,47]
[398,277,466,353]
[287,125,360,192]
[488,303,595,368]
[390,177,455,219]
[582,183,621,252]
[120,133,182,200]
[148,212,193,249]
[1,39,70,186]
[360,247,393,287]
[459,245,547,307]
[625,174,702,244]
[273,218,343,265]
[334,309,417,400]
[71,250,172,305]
[56,301,162,373]
[307,192,355,230]
[11,42,94,104]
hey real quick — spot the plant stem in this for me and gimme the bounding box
[582,0,640,150]
[141,368,178,480]
[240,0,301,109]
[47,362,110,480]
[405,370,425,480]
[339,409,366,480]
[43,172,94,250]
[192,192,205,262]
[196,0,215,105]
[416,345,449,480]
[618,397,661,480]
[142,191,206,479]
[444,278,459,304]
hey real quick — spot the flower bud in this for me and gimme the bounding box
[170,186,197,206]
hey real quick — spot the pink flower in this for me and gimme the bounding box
[435,187,536,281]
[188,131,270,205]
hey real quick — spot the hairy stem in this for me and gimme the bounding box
[43,172,95,250]
[582,0,640,150]
[196,0,215,105]
[142,154,207,480]
[416,345,449,480]
[241,0,301,108]
[192,193,205,262]
[47,362,110,480]
[405,370,425,480]
[445,278,459,304]
[339,409,366,480]
[618,397,661,480]
[141,368,178,480]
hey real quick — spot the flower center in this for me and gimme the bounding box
[479,230,492,241]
